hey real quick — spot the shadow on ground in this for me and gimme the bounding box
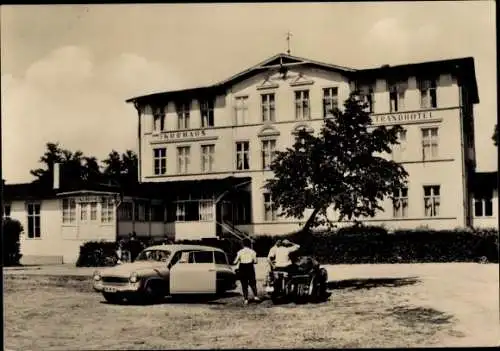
[389,305,455,327]
[327,277,420,290]
[100,292,243,306]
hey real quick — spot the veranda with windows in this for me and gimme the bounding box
[118,177,253,241]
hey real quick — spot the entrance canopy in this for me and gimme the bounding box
[137,176,252,200]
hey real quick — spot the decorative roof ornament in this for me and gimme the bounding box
[286,31,293,55]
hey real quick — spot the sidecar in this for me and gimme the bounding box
[264,256,328,304]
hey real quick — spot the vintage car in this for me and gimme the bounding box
[92,244,237,303]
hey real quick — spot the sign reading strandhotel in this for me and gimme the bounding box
[372,111,436,125]
[156,130,208,141]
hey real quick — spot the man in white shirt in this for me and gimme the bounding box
[233,238,260,304]
[267,239,301,273]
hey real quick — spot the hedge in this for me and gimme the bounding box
[252,227,499,264]
[75,227,499,267]
[3,219,23,266]
[75,237,244,267]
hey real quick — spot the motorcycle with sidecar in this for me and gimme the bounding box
[264,256,329,304]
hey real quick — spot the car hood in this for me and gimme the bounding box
[99,261,167,278]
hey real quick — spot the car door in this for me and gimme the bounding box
[169,250,217,294]
[214,251,236,291]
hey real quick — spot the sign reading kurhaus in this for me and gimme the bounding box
[157,129,208,141]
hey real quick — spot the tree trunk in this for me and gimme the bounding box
[301,207,320,234]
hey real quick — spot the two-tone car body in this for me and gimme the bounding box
[92,244,237,303]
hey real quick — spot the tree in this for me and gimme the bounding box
[3,219,23,266]
[492,124,498,147]
[102,149,139,186]
[265,92,409,233]
[30,142,101,187]
[30,142,66,185]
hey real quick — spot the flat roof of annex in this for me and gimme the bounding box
[125,53,479,106]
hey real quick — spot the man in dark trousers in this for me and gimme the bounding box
[128,232,144,262]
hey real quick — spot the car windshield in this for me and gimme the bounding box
[135,249,171,262]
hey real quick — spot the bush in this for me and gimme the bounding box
[2,219,23,266]
[76,241,118,267]
[252,225,499,264]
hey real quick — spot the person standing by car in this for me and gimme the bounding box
[128,232,144,262]
[233,238,260,305]
[267,239,301,274]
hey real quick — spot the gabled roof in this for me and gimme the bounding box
[125,53,480,107]
[125,53,356,104]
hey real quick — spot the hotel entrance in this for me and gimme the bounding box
[154,177,252,241]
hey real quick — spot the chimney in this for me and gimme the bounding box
[53,163,60,190]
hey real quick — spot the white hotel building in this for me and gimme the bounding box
[124,52,496,241]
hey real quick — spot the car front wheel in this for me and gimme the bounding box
[102,292,123,304]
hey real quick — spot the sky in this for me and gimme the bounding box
[1,2,497,184]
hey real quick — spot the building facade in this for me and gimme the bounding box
[125,53,488,239]
[3,173,169,264]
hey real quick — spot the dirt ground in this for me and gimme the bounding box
[3,263,499,350]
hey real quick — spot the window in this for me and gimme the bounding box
[424,185,440,217]
[90,202,98,221]
[189,250,214,264]
[118,202,133,221]
[177,146,191,174]
[101,198,114,223]
[176,102,190,130]
[134,201,146,221]
[3,203,11,220]
[151,204,165,222]
[62,199,76,223]
[295,90,310,120]
[80,202,98,221]
[474,191,493,217]
[200,99,214,128]
[419,79,437,109]
[392,187,408,218]
[323,87,338,118]
[264,193,277,221]
[389,81,406,112]
[235,96,248,125]
[236,141,250,170]
[152,106,165,132]
[201,144,215,173]
[392,129,407,162]
[359,85,375,113]
[262,139,277,170]
[80,203,89,221]
[176,202,186,221]
[214,251,228,265]
[175,200,214,222]
[261,93,276,122]
[144,203,151,222]
[422,127,439,160]
[153,148,167,175]
[199,200,214,221]
[27,203,41,238]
